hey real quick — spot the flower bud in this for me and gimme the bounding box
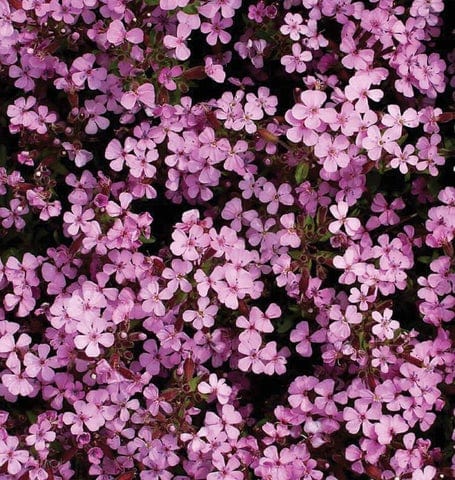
[257,128,279,143]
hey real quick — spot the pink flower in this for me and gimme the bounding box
[329,201,361,236]
[0,436,29,475]
[204,56,226,83]
[258,182,294,215]
[348,284,376,311]
[158,65,182,90]
[74,319,115,357]
[170,224,210,261]
[83,99,109,135]
[0,199,29,230]
[412,466,437,480]
[63,205,95,236]
[23,344,58,382]
[278,213,301,248]
[198,373,232,404]
[345,76,384,113]
[281,43,312,73]
[121,83,156,110]
[106,20,144,46]
[238,330,264,373]
[160,0,190,10]
[139,280,173,317]
[343,401,381,435]
[371,308,400,340]
[290,321,312,357]
[164,23,192,61]
[33,105,57,134]
[389,144,418,174]
[183,297,218,329]
[291,90,327,129]
[2,352,34,397]
[7,96,37,127]
[260,341,289,375]
[208,452,243,480]
[362,126,400,161]
[280,13,306,41]
[374,414,408,445]
[26,419,55,451]
[71,53,107,90]
[211,264,254,310]
[162,259,192,294]
[201,13,233,46]
[314,133,350,172]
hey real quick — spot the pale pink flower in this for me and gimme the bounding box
[74,319,115,357]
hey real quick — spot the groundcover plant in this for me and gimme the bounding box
[0,0,454,479]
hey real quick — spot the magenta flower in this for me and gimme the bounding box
[201,13,233,46]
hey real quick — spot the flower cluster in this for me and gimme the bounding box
[0,0,454,479]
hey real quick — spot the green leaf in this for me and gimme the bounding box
[417,256,432,264]
[140,235,156,245]
[295,163,309,184]
[26,409,37,424]
[188,375,202,392]
[276,316,294,334]
[183,1,200,14]
[318,232,332,242]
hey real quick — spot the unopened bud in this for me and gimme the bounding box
[182,66,206,80]
[257,128,279,143]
